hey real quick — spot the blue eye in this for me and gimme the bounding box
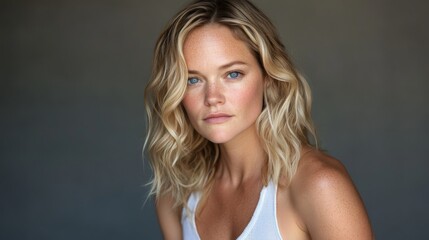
[227,71,241,79]
[187,77,199,85]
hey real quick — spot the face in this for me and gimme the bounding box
[182,24,265,144]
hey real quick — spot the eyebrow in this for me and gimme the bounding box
[188,61,248,75]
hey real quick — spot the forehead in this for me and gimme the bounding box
[183,24,256,69]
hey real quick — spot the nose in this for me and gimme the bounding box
[204,81,225,106]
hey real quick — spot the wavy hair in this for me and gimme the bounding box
[144,0,317,207]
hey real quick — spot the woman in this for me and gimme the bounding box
[144,0,373,239]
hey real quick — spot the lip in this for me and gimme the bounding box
[203,113,233,124]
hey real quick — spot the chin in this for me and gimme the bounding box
[201,132,234,144]
[208,139,230,144]
[207,137,232,144]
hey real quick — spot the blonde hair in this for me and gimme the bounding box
[144,0,317,207]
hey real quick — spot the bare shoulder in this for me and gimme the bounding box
[289,148,374,240]
[292,149,350,193]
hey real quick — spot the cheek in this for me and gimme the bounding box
[237,81,264,113]
[181,93,198,119]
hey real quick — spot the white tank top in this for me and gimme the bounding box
[181,181,283,239]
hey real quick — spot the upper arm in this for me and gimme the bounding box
[294,156,374,240]
[156,194,183,240]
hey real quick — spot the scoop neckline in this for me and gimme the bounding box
[191,183,269,240]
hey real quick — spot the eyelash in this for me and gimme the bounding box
[187,77,200,85]
[227,71,242,79]
[187,71,244,85]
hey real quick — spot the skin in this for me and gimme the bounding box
[156,23,374,240]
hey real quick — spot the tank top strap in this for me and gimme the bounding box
[181,191,201,240]
[237,181,282,239]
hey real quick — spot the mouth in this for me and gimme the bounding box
[203,113,233,124]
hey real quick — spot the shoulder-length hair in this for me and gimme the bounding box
[144,0,317,207]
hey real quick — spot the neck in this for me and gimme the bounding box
[216,125,267,187]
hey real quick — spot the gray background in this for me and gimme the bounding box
[1,0,428,239]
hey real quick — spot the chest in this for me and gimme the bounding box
[196,187,261,239]
[183,183,310,240]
